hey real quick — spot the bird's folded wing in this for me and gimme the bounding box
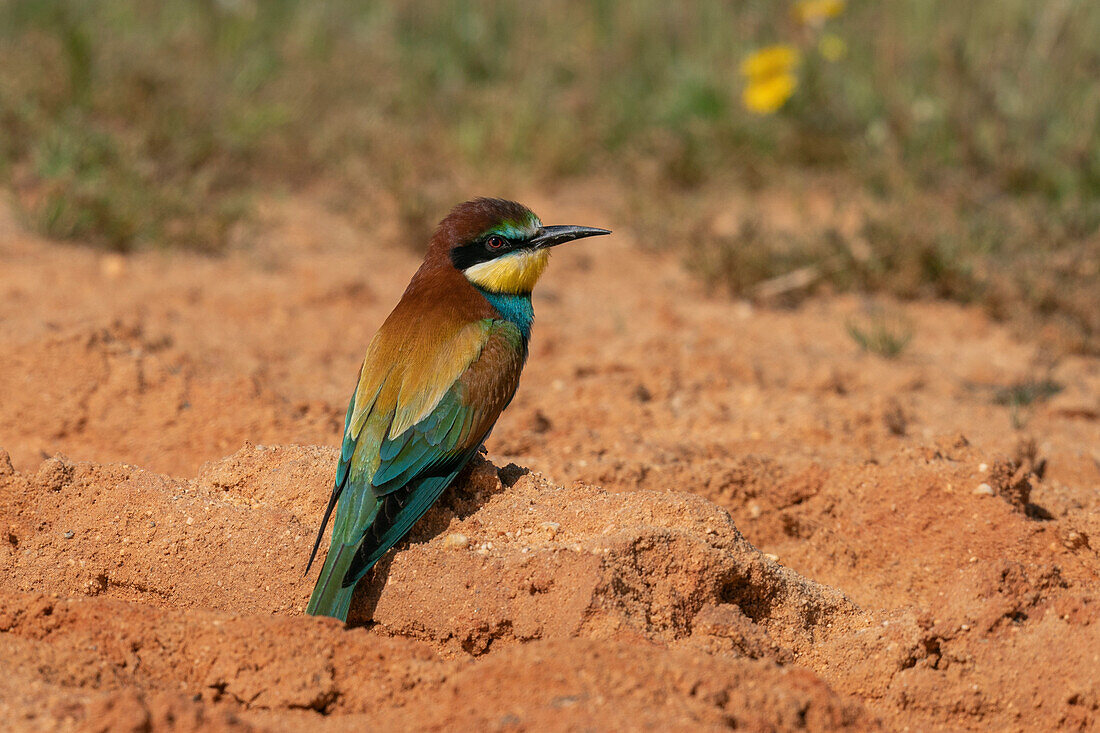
[338,318,492,489]
[307,317,525,572]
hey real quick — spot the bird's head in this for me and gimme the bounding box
[434,198,610,295]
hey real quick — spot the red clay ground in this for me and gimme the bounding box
[1,187,1098,731]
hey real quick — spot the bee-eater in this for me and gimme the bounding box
[306,198,610,621]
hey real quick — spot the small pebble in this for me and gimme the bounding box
[441,533,469,550]
[1062,530,1087,550]
[973,483,994,496]
[540,521,561,539]
[62,531,74,539]
[978,463,988,473]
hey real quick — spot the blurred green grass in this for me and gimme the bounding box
[1,0,1098,349]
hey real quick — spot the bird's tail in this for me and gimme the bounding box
[306,542,358,621]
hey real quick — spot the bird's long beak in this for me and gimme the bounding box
[528,225,611,249]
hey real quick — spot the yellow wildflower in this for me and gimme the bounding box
[794,0,845,26]
[819,33,847,61]
[742,72,798,114]
[740,45,801,114]
[740,45,800,81]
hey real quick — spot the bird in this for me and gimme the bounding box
[305,197,610,621]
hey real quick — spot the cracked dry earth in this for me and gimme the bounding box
[1,189,1099,731]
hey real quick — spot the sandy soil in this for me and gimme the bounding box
[1,186,1099,731]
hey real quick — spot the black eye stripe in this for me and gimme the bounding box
[450,234,518,269]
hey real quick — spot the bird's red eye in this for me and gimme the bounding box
[486,235,506,250]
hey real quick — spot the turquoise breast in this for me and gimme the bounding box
[478,289,535,341]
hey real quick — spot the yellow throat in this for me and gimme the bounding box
[463,248,550,294]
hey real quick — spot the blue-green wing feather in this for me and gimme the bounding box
[343,445,481,585]
[307,319,525,619]
[305,392,358,573]
[372,391,466,490]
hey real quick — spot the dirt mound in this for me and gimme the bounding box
[0,449,877,730]
[381,638,875,732]
[1,445,325,615]
[0,323,340,476]
[0,593,876,731]
[11,443,1093,729]
[357,457,859,657]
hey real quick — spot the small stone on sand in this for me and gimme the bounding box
[441,533,469,550]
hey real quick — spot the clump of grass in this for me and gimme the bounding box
[686,220,823,305]
[688,181,1100,355]
[0,1,279,250]
[992,376,1063,429]
[846,307,913,358]
[993,379,1063,409]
